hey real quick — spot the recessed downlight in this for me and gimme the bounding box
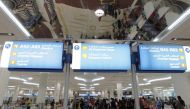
[28,77,33,80]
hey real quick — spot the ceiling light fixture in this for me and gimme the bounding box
[123,87,132,90]
[80,87,86,89]
[154,87,163,89]
[148,76,172,83]
[9,77,27,82]
[78,83,87,86]
[152,38,159,42]
[139,82,151,86]
[0,1,31,38]
[168,8,190,30]
[23,81,39,86]
[143,78,148,81]
[143,89,151,90]
[28,77,33,80]
[92,77,105,82]
[95,9,104,17]
[74,76,87,82]
[47,87,55,90]
[92,83,100,86]
[126,77,171,88]
[8,86,15,88]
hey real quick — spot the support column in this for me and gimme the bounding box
[109,89,114,98]
[0,69,10,107]
[172,74,190,106]
[61,86,64,99]
[102,90,108,98]
[104,90,108,98]
[54,82,61,102]
[12,86,20,102]
[36,73,48,104]
[117,83,123,100]
[63,40,72,109]
[102,91,105,98]
[131,65,140,109]
[68,89,73,98]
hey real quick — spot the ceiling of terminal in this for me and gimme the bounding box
[55,0,134,10]
[1,0,190,40]
[0,0,190,93]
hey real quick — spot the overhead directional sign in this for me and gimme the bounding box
[139,44,189,71]
[72,43,131,71]
[0,41,64,70]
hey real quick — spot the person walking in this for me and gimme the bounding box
[156,97,162,109]
[50,99,55,109]
[175,96,185,109]
[26,98,31,109]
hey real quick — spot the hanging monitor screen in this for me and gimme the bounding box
[138,44,189,71]
[0,41,64,71]
[72,43,131,71]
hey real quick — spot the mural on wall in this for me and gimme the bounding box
[2,0,63,38]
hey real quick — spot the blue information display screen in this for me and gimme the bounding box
[0,41,64,70]
[139,44,187,71]
[72,43,131,71]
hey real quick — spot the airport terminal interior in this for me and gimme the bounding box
[0,0,190,109]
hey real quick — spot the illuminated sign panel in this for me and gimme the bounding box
[139,44,188,71]
[0,41,64,70]
[72,43,131,71]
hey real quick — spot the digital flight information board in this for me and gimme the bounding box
[0,41,64,71]
[72,43,131,71]
[139,44,190,71]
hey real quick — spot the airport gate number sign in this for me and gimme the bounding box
[139,44,190,71]
[0,41,64,70]
[72,43,131,71]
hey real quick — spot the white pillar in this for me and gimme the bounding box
[68,89,73,98]
[54,82,61,102]
[102,91,105,98]
[12,86,20,102]
[0,69,10,107]
[172,74,190,106]
[109,89,114,98]
[36,73,48,104]
[117,83,123,99]
[61,86,64,99]
[104,90,108,98]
